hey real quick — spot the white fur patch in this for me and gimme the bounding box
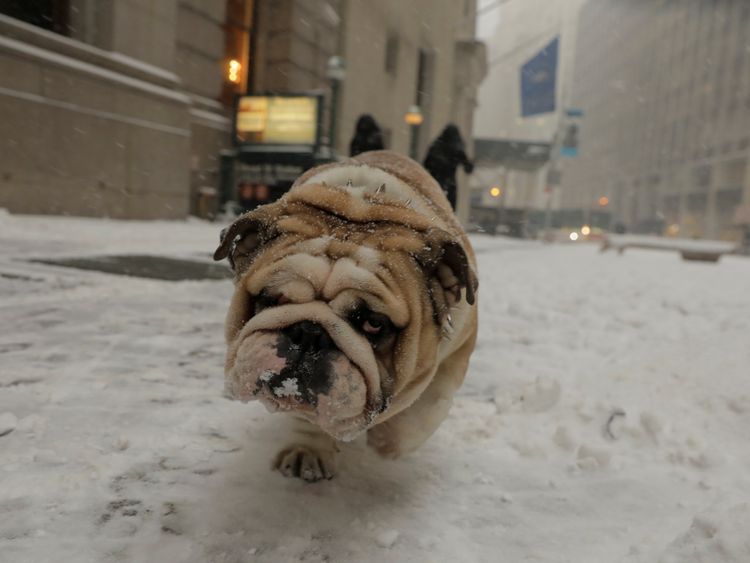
[354,246,381,271]
[279,279,316,303]
[301,165,432,216]
[293,236,334,256]
[323,258,408,326]
[256,253,332,298]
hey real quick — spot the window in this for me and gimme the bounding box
[415,49,429,107]
[0,0,70,35]
[221,0,255,107]
[692,164,712,190]
[384,33,399,76]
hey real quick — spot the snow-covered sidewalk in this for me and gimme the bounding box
[1,213,749,562]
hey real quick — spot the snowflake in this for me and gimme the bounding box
[273,378,301,397]
[259,371,274,382]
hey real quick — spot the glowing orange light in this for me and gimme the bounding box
[598,196,610,207]
[404,112,423,125]
[227,59,242,84]
[489,186,502,197]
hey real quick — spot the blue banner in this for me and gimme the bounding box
[520,37,559,117]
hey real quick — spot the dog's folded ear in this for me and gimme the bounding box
[416,231,478,311]
[437,240,478,306]
[213,206,280,272]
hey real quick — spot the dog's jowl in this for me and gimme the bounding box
[214,150,478,481]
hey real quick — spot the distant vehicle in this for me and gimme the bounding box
[468,206,527,238]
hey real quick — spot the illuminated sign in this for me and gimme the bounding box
[235,96,320,145]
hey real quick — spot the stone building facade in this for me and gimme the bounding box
[250,0,486,221]
[560,0,750,240]
[0,0,236,219]
[0,0,485,220]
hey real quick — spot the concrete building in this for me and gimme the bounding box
[561,0,750,241]
[334,0,486,222]
[471,0,584,213]
[250,1,343,95]
[238,0,486,222]
[0,0,485,221]
[0,0,240,219]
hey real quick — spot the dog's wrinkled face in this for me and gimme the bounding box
[222,230,426,441]
[215,189,477,441]
[228,242,405,440]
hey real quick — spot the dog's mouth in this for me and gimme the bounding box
[226,326,374,440]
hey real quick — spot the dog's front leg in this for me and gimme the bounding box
[272,414,339,482]
[366,376,454,459]
[367,333,475,459]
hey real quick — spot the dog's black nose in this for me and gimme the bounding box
[283,321,333,351]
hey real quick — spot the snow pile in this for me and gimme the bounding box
[605,234,737,253]
[1,215,749,562]
[374,528,400,548]
[0,412,18,437]
[657,502,750,563]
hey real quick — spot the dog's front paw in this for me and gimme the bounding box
[273,445,336,482]
[367,423,402,459]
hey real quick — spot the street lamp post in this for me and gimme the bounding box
[404,105,423,160]
[326,56,346,152]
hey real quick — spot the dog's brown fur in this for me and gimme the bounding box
[214,151,478,480]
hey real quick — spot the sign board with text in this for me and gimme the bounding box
[234,95,322,146]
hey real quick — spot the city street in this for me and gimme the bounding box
[1,213,749,562]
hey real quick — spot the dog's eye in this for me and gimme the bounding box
[350,306,392,342]
[254,291,288,314]
[357,311,391,338]
[362,318,384,334]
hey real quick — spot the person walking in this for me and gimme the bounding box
[349,114,385,157]
[423,124,474,211]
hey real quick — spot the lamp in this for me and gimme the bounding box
[404,105,423,159]
[325,56,346,150]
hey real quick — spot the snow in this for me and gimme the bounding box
[374,528,400,548]
[0,412,18,437]
[656,501,750,563]
[0,84,191,138]
[259,370,274,383]
[1,213,750,562]
[0,35,190,104]
[188,107,232,132]
[605,234,738,254]
[273,378,301,398]
[0,13,179,86]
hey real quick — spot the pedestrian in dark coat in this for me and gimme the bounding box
[349,114,385,156]
[423,124,474,210]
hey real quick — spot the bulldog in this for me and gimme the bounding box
[214,150,478,481]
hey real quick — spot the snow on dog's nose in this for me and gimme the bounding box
[267,321,335,404]
[226,325,369,440]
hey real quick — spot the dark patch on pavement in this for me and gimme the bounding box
[30,255,233,281]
